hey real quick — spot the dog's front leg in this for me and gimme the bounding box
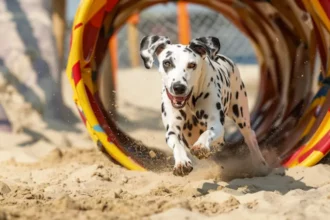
[190,124,224,159]
[166,128,193,176]
[190,108,225,159]
[161,100,193,176]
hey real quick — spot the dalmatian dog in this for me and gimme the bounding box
[140,35,270,176]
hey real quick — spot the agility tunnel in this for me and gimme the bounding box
[66,0,330,172]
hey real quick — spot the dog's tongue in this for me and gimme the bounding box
[173,96,186,102]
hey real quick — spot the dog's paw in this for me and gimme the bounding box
[173,160,193,176]
[190,143,211,159]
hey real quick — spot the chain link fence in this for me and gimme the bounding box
[65,3,257,69]
[116,3,257,69]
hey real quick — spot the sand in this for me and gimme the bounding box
[1,65,330,220]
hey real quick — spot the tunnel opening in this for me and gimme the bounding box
[67,0,330,172]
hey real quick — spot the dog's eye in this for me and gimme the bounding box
[187,62,196,69]
[163,61,171,68]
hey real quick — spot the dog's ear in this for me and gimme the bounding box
[189,36,220,59]
[140,35,171,69]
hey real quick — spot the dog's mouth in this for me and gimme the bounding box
[166,88,193,109]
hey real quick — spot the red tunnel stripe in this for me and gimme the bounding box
[72,61,82,85]
[105,0,119,12]
[69,34,73,50]
[317,131,330,154]
[90,7,106,28]
[74,22,83,30]
[319,0,330,20]
[298,131,330,163]
[77,106,87,125]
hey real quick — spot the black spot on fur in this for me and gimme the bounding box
[166,124,169,131]
[151,35,160,43]
[240,106,243,117]
[232,104,239,117]
[216,102,221,110]
[196,111,201,119]
[204,93,209,99]
[192,93,204,107]
[244,91,247,96]
[179,110,187,120]
[176,125,181,131]
[203,114,208,119]
[217,55,234,72]
[188,132,192,137]
[238,123,244,129]
[235,91,239,100]
[187,120,193,130]
[210,77,213,82]
[165,51,172,58]
[225,76,230,87]
[220,110,225,125]
[165,137,169,143]
[177,134,181,141]
[210,127,214,130]
[223,97,228,106]
[199,129,204,135]
[161,103,165,113]
[182,134,189,147]
[200,121,205,126]
[207,57,215,71]
[176,116,182,120]
[219,70,224,83]
[182,77,187,82]
[168,131,175,136]
[183,123,187,130]
[192,115,198,126]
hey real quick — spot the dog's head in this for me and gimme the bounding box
[140,35,220,109]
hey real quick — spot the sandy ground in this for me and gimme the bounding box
[1,65,330,220]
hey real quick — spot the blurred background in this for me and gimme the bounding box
[0,0,260,159]
[65,1,257,65]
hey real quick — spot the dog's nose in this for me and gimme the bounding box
[172,82,187,95]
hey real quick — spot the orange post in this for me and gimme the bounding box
[127,14,140,67]
[109,34,118,90]
[177,2,191,44]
